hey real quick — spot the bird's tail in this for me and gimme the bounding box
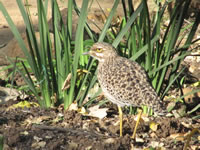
[152,98,168,116]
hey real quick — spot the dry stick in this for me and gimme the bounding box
[32,124,108,139]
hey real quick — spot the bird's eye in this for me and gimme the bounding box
[96,48,103,53]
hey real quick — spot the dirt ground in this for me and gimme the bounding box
[0,0,200,150]
[0,98,199,150]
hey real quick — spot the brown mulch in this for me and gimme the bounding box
[0,98,199,150]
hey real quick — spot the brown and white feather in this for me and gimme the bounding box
[87,42,167,115]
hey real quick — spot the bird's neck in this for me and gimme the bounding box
[98,55,118,68]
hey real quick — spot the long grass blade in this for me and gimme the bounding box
[66,0,89,109]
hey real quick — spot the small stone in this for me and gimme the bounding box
[104,138,115,144]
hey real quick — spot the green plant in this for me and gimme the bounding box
[89,0,200,114]
[0,135,3,150]
[104,0,200,103]
[0,0,95,108]
[0,0,199,114]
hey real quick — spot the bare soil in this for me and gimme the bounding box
[0,98,199,150]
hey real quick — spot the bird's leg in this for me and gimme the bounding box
[131,109,143,139]
[118,105,123,137]
[183,128,199,150]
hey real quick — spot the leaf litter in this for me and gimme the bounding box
[0,98,199,150]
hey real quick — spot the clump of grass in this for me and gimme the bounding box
[0,0,94,108]
[0,0,199,116]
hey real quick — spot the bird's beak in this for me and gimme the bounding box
[83,51,90,55]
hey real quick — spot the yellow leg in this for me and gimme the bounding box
[118,106,123,137]
[131,109,143,139]
[183,128,199,150]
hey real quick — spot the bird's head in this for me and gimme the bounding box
[83,42,118,62]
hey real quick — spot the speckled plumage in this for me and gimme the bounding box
[86,42,166,115]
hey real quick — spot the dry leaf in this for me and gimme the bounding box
[68,102,78,111]
[192,81,200,87]
[62,69,89,91]
[170,133,185,141]
[7,101,39,110]
[20,131,29,135]
[62,73,72,91]
[135,137,144,143]
[87,105,108,119]
[150,121,159,131]
[104,138,115,144]
[78,107,87,115]
[22,116,51,127]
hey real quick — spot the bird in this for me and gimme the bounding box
[84,42,166,138]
